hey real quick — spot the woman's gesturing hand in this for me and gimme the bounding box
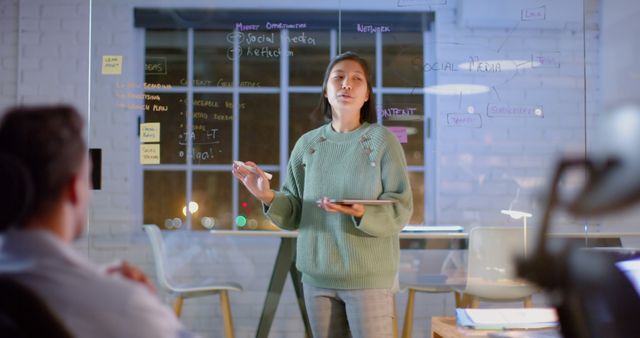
[232,161,275,205]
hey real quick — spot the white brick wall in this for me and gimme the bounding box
[601,0,640,107]
[0,0,18,112]
[8,0,640,337]
[433,1,601,231]
[5,0,89,110]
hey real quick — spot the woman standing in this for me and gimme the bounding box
[233,51,412,338]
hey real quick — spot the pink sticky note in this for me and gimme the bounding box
[387,127,408,143]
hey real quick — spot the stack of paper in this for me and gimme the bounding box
[488,330,562,338]
[456,308,559,330]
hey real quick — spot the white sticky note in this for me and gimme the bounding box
[102,55,123,75]
[140,144,160,164]
[387,126,408,143]
[140,122,160,143]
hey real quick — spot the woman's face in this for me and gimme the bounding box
[324,59,369,118]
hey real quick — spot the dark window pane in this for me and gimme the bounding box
[381,94,424,166]
[194,30,233,87]
[239,94,279,164]
[192,93,233,164]
[238,173,280,231]
[192,172,233,230]
[238,30,281,87]
[144,171,185,229]
[290,31,331,86]
[289,93,324,153]
[145,30,187,87]
[383,32,422,87]
[409,172,424,224]
[144,93,186,164]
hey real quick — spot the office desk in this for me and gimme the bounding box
[209,230,639,338]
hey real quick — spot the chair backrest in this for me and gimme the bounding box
[0,278,73,338]
[465,226,536,301]
[143,224,174,291]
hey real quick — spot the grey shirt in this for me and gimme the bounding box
[0,229,195,338]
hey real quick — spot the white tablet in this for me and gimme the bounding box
[328,199,394,205]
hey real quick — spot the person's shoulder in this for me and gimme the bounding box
[288,124,327,163]
[299,124,326,142]
[292,123,327,150]
[7,258,182,338]
[364,123,398,144]
[97,276,184,328]
[102,281,188,338]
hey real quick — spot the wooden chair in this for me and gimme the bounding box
[400,250,467,338]
[400,283,454,338]
[143,224,242,338]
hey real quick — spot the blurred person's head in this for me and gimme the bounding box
[0,105,90,241]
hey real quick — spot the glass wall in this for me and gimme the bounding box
[87,0,601,242]
[86,1,608,337]
[94,3,588,234]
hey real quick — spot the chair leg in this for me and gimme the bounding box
[392,295,398,338]
[454,291,462,308]
[173,296,184,317]
[455,292,473,308]
[401,289,416,338]
[470,296,480,308]
[220,290,235,338]
[523,296,533,308]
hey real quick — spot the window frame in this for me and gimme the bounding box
[136,9,436,229]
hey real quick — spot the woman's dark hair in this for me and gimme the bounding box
[0,105,86,231]
[316,51,376,124]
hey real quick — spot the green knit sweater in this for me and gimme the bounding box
[264,122,413,289]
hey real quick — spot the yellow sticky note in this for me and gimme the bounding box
[102,55,123,75]
[140,144,160,164]
[140,122,160,143]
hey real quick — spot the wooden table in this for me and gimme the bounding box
[431,316,564,338]
[432,316,495,338]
